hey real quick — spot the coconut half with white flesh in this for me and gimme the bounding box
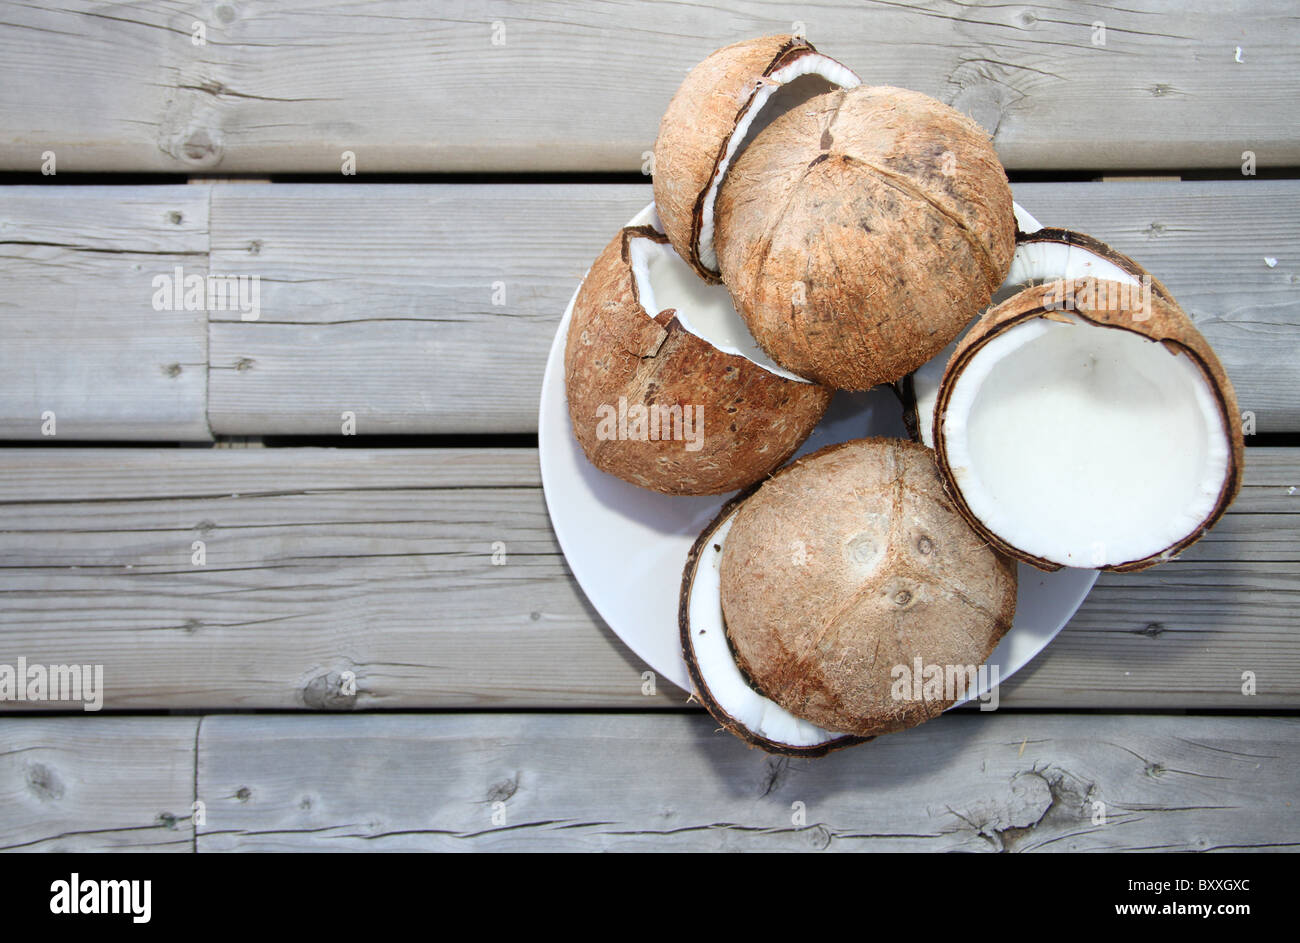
[933,277,1243,572]
[905,228,1176,448]
[679,490,867,757]
[681,438,1016,750]
[653,35,860,282]
[564,225,831,495]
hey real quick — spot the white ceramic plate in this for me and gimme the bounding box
[538,202,1097,704]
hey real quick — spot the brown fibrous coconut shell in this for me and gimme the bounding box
[932,277,1245,573]
[653,35,855,282]
[718,438,1018,738]
[714,85,1016,390]
[563,226,832,495]
[678,487,869,757]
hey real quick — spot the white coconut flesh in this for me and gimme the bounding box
[912,338,958,449]
[627,233,810,382]
[914,236,1152,448]
[942,313,1231,568]
[695,55,861,274]
[686,511,850,749]
[1000,238,1144,305]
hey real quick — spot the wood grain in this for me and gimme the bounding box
[0,717,198,852]
[0,182,1292,436]
[8,713,1292,852]
[207,179,1300,434]
[206,183,643,434]
[194,713,1300,851]
[0,446,663,710]
[0,186,212,440]
[0,1,1295,173]
[0,446,1292,711]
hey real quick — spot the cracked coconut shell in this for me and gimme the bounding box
[653,35,859,282]
[719,438,1017,737]
[714,85,1016,390]
[564,226,832,495]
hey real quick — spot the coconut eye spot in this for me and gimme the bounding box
[627,234,810,382]
[943,314,1230,568]
[878,578,919,610]
[844,533,881,568]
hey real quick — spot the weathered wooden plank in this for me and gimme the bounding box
[0,447,1292,711]
[207,184,644,434]
[0,444,540,501]
[0,186,211,440]
[0,717,198,852]
[0,1,1295,174]
[0,446,664,710]
[195,713,1300,851]
[207,179,1300,434]
[0,181,1291,436]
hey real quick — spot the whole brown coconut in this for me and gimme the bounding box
[719,438,1017,737]
[714,85,1016,390]
[653,35,859,282]
[564,226,832,495]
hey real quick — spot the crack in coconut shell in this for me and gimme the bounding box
[717,438,1017,738]
[678,487,869,757]
[932,277,1243,572]
[901,227,1178,448]
[653,35,860,282]
[837,151,1005,295]
[714,86,1016,391]
[564,226,832,495]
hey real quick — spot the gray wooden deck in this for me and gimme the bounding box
[0,1,1296,852]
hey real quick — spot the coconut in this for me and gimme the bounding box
[904,228,1176,447]
[653,35,860,282]
[933,277,1244,572]
[712,438,1017,739]
[713,85,1016,390]
[679,489,868,756]
[564,225,832,495]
